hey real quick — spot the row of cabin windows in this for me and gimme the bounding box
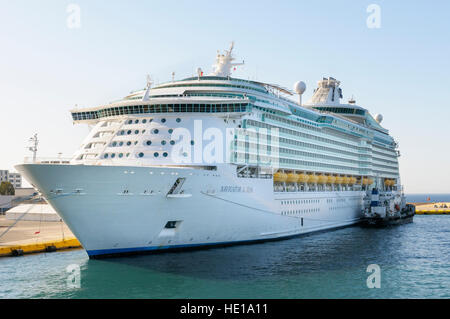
[104,152,169,159]
[153,82,267,94]
[235,140,368,166]
[111,141,138,147]
[281,208,320,215]
[246,120,364,152]
[116,128,175,136]
[124,118,182,125]
[137,152,168,158]
[233,152,361,173]
[108,139,195,149]
[281,199,320,205]
[235,129,368,159]
[313,107,366,116]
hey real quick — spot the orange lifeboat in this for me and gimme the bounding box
[309,174,319,184]
[273,172,288,183]
[318,175,328,184]
[327,176,336,184]
[286,173,299,183]
[298,173,309,183]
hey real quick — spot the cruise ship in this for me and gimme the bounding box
[16,43,405,258]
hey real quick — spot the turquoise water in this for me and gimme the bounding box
[1,214,449,299]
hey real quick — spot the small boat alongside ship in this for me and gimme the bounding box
[362,188,415,227]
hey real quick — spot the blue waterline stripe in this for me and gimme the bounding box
[87,239,262,256]
[86,219,363,257]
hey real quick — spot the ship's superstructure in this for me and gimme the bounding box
[17,44,405,258]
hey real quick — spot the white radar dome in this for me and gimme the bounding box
[293,81,306,95]
[375,114,383,123]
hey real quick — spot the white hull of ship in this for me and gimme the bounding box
[17,164,364,258]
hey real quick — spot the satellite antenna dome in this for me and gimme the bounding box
[293,81,306,95]
[375,114,383,123]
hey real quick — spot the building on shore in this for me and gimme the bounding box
[0,170,22,189]
[0,188,37,213]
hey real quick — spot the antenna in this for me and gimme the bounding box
[197,67,203,80]
[146,74,153,89]
[28,133,38,163]
[143,75,153,101]
[171,71,175,82]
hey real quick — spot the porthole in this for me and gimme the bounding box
[190,140,195,145]
[111,153,116,158]
[142,130,146,134]
[126,153,130,157]
[127,141,132,146]
[146,140,152,146]
[127,120,132,124]
[135,119,139,124]
[104,154,109,158]
[153,129,159,134]
[138,152,144,158]
[119,141,124,146]
[119,130,125,135]
[163,152,168,157]
[134,141,138,145]
[161,140,166,145]
[170,140,175,145]
[112,141,117,147]
[119,153,123,158]
[168,129,173,134]
[134,130,139,134]
[154,152,159,157]
[161,118,166,123]
[176,118,181,123]
[127,130,132,135]
[142,119,147,124]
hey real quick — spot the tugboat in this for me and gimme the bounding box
[362,187,415,227]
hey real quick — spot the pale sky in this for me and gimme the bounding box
[0,0,449,193]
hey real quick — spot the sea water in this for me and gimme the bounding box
[1,194,449,299]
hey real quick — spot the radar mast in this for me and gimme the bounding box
[210,42,244,77]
